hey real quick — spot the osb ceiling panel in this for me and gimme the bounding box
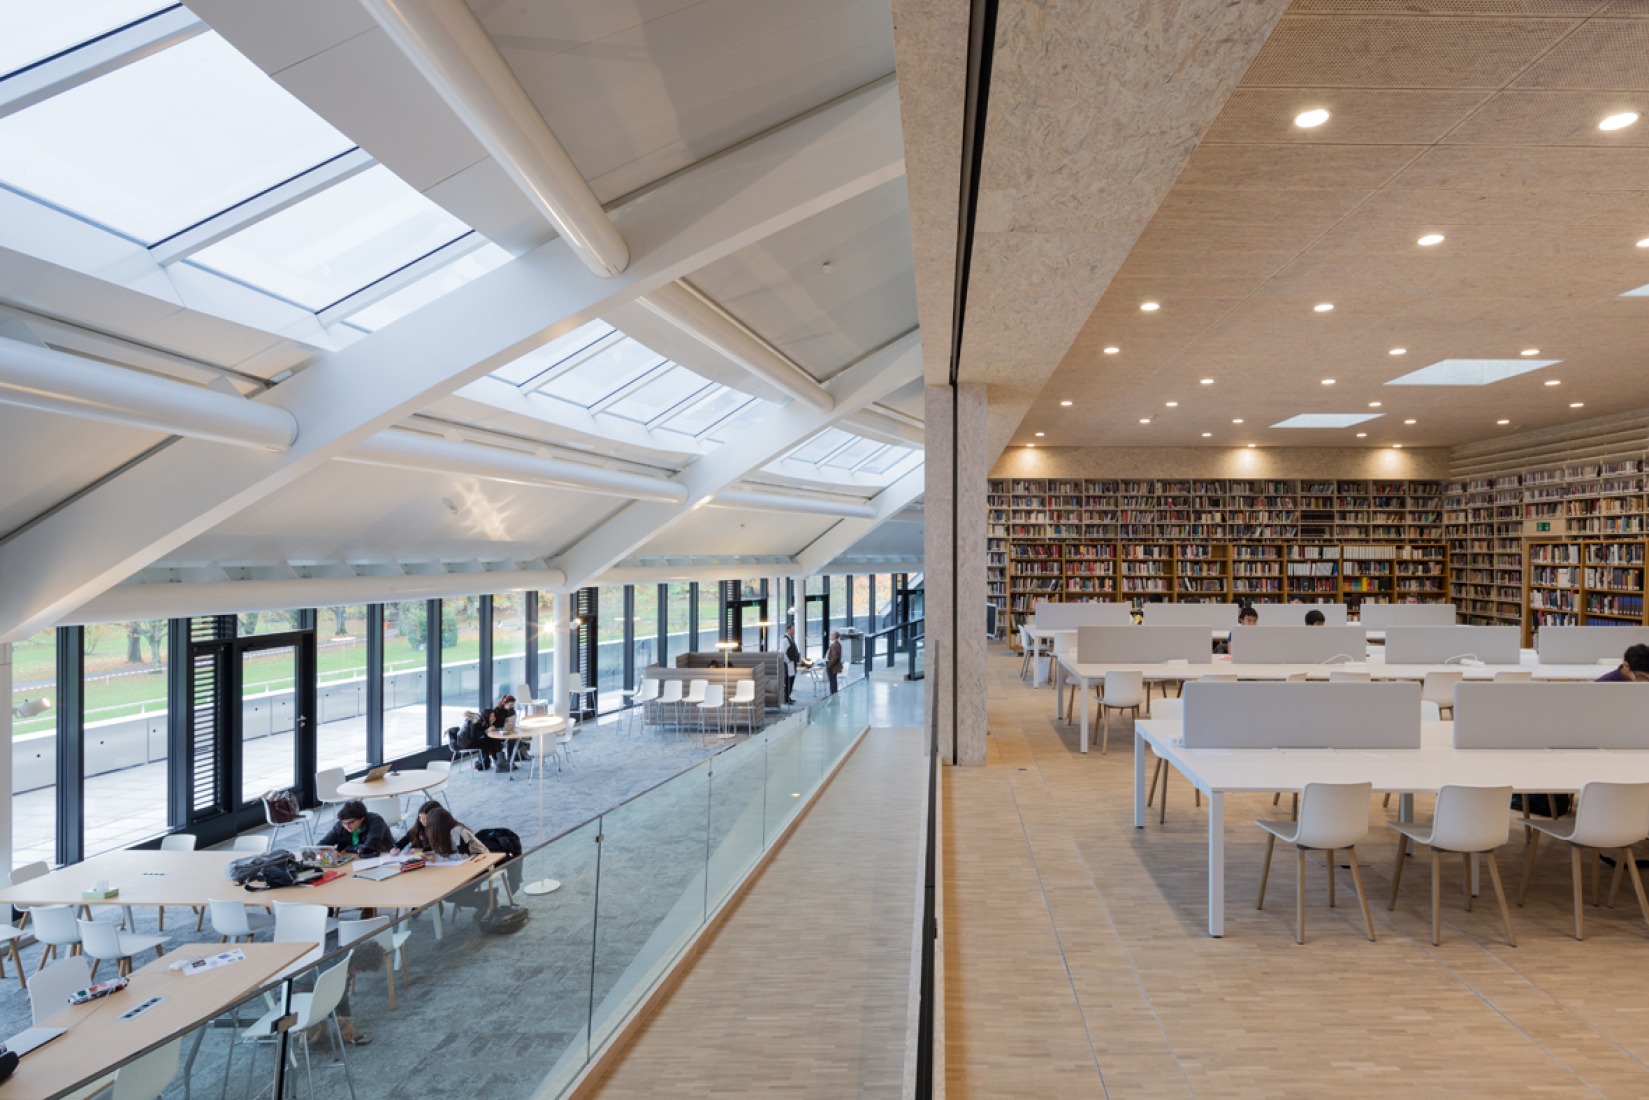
[1025,2,1649,454]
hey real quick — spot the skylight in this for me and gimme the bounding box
[821,437,883,469]
[657,386,754,437]
[1270,413,1384,428]
[0,0,173,79]
[532,335,666,407]
[489,320,615,387]
[859,445,915,474]
[604,367,714,425]
[1385,358,1559,386]
[188,164,470,311]
[787,428,853,464]
[1621,283,1649,298]
[0,31,356,245]
[702,399,777,444]
[345,243,512,332]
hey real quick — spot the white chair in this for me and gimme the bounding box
[1494,670,1533,682]
[1097,670,1144,755]
[1256,781,1376,944]
[568,673,598,716]
[31,904,83,971]
[260,796,315,849]
[1519,781,1649,940]
[425,759,453,809]
[681,679,709,730]
[1018,626,1049,682]
[1144,698,1198,822]
[1420,700,1442,722]
[655,679,684,728]
[208,898,275,944]
[698,682,727,736]
[728,680,758,734]
[315,767,348,822]
[77,917,167,979]
[1388,785,1516,946]
[338,916,413,1010]
[513,681,550,717]
[366,797,405,836]
[29,955,90,1025]
[152,833,200,933]
[103,1037,181,1100]
[237,954,358,1100]
[1328,670,1371,682]
[272,901,331,979]
[625,678,661,732]
[232,834,271,853]
[1421,670,1464,719]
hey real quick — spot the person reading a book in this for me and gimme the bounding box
[318,800,395,857]
[1597,643,1649,682]
[392,801,487,857]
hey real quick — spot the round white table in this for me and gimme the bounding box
[513,715,569,897]
[336,768,444,800]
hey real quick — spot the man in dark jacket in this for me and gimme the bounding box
[782,624,803,705]
[317,799,395,856]
[826,630,843,695]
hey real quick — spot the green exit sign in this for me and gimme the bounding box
[1536,521,1552,532]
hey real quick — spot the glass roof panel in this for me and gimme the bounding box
[0,0,173,78]
[702,398,777,444]
[490,318,614,386]
[535,336,667,408]
[786,427,852,464]
[658,386,753,437]
[857,445,913,474]
[603,366,715,425]
[345,243,512,332]
[0,31,356,244]
[821,437,884,470]
[188,164,470,310]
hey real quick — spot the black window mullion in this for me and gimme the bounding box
[294,632,318,804]
[525,592,540,701]
[688,582,699,648]
[165,618,190,830]
[424,599,441,748]
[54,627,83,867]
[478,595,494,710]
[365,605,384,765]
[622,587,636,697]
[656,583,669,668]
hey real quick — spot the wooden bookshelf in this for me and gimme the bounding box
[1523,538,1648,644]
[1444,475,1524,627]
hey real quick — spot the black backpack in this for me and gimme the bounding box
[227,849,323,891]
[475,827,524,894]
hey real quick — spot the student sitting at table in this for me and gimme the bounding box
[394,802,488,858]
[317,799,395,857]
[1597,643,1649,682]
[1304,609,1326,626]
[1215,605,1259,654]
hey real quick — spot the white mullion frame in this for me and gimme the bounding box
[315,230,487,324]
[849,443,894,473]
[0,5,202,121]
[634,375,719,428]
[585,358,675,416]
[681,391,758,439]
[515,327,625,392]
[810,433,862,469]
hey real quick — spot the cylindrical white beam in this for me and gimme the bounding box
[843,408,924,447]
[637,281,833,412]
[710,489,876,519]
[343,429,687,504]
[0,336,297,451]
[62,569,568,625]
[361,0,629,277]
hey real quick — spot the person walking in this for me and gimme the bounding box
[782,623,802,705]
[826,630,843,695]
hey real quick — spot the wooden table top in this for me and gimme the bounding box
[0,849,504,911]
[335,768,444,799]
[0,941,312,1100]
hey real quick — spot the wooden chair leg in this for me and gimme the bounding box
[1431,846,1442,946]
[1571,844,1586,941]
[194,906,206,932]
[1623,847,1649,936]
[1273,793,1281,806]
[1327,849,1336,909]
[1101,707,1110,756]
[1257,833,1276,910]
[1195,790,1201,808]
[88,959,99,982]
[1296,848,1307,945]
[1147,757,1162,808]
[1347,847,1376,942]
[1382,793,1392,808]
[157,906,165,933]
[1518,827,1541,906]
[1485,851,1515,947]
[1462,851,1473,912]
[1291,793,1299,821]
[1388,837,1408,911]
[36,944,54,973]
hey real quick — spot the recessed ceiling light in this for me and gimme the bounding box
[1389,348,1406,356]
[1600,111,1639,131]
[1247,443,1257,449]
[1417,233,1445,247]
[1368,401,1382,408]
[1140,301,1160,312]
[1520,348,1540,356]
[1232,418,1244,424]
[1355,432,1367,438]
[1165,401,1179,407]
[1387,357,1560,386]
[1200,378,1215,385]
[1139,418,1152,424]
[1201,432,1212,438]
[1321,378,1336,385]
[1392,443,1404,449]
[1638,238,1649,249]
[1404,418,1417,425]
[1497,419,1510,425]
[1295,108,1331,128]
[1026,443,1035,448]
[1060,399,1073,406]
[1034,432,1045,437]
[1570,402,1585,408]
[1313,303,1334,313]
[1544,379,1561,387]
[1103,346,1120,354]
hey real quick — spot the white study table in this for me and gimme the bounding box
[1024,626,1229,687]
[1055,652,1607,753]
[1132,718,1649,938]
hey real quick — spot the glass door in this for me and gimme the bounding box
[238,639,313,804]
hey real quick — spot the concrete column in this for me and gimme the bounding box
[552,595,573,719]
[924,383,988,765]
[0,642,11,873]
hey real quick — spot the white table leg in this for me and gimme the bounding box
[1054,658,1066,722]
[1079,677,1091,754]
[1134,730,1146,829]
[1208,791,1226,937]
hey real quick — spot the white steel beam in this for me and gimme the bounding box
[794,466,925,576]
[0,82,906,643]
[552,334,921,591]
[709,489,876,519]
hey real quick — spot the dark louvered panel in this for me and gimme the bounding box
[187,616,232,818]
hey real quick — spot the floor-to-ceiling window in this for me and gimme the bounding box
[666,582,693,660]
[596,584,627,707]
[315,605,369,774]
[382,600,432,760]
[491,592,528,704]
[238,640,300,805]
[10,628,57,866]
[534,591,556,697]
[236,609,304,637]
[803,576,828,660]
[632,584,662,681]
[829,575,849,635]
[82,620,170,857]
[696,583,720,651]
[738,579,767,654]
[440,596,480,719]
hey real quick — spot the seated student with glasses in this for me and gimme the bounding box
[317,799,395,857]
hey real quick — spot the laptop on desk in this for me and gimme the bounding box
[5,1027,66,1057]
[360,764,392,783]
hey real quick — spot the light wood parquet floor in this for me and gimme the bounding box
[944,644,1649,1099]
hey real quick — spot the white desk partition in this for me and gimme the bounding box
[1453,682,1649,748]
[1226,625,1366,664]
[1536,625,1649,665]
[1182,681,1421,749]
[1383,625,1520,665]
[1251,602,1348,625]
[1076,626,1211,665]
[1357,603,1457,629]
[1142,602,1238,628]
[1033,602,1132,629]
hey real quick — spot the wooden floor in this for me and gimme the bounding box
[586,724,928,1098]
[944,645,1649,1099]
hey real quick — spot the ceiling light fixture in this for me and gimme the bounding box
[1497,419,1511,425]
[1232,418,1244,424]
[1520,348,1540,356]
[1368,401,1382,408]
[1034,432,1045,437]
[1545,379,1561,387]
[1165,401,1179,407]
[1600,111,1640,131]
[1321,378,1336,385]
[1404,418,1417,424]
[1390,348,1406,356]
[1060,399,1073,406]
[1026,443,1035,448]
[1140,301,1160,312]
[1313,303,1334,313]
[1570,402,1585,408]
[1392,443,1404,449]
[1356,432,1367,438]
[1295,108,1331,128]
[1637,238,1649,249]
[1247,443,1257,449]
[1103,346,1120,354]
[1139,418,1152,424]
[1201,432,1212,438]
[1200,378,1215,385]
[1417,233,1445,247]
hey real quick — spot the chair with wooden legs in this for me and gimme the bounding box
[1387,784,1516,946]
[1256,781,1376,944]
[1518,780,1649,940]
[1144,698,1200,822]
[1421,670,1463,719]
[1097,670,1144,755]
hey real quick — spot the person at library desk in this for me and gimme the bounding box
[1304,610,1326,626]
[1215,606,1259,654]
[318,800,396,857]
[490,693,529,762]
[1597,643,1649,682]
[393,801,488,857]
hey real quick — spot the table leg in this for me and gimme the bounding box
[1208,791,1226,937]
[1079,679,1091,755]
[1054,658,1066,722]
[1134,730,1147,829]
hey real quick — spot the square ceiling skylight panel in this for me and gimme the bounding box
[1385,358,1559,386]
[1270,413,1384,429]
[0,31,356,244]
[533,335,665,407]
[490,318,614,386]
[658,387,753,437]
[602,366,714,425]
[0,0,174,80]
[347,243,512,333]
[786,427,853,464]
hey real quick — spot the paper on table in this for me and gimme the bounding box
[350,856,389,871]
